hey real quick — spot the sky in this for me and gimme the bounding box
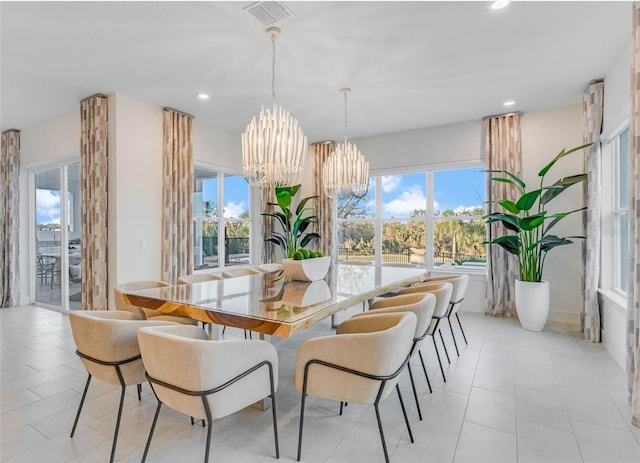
[36,167,485,225]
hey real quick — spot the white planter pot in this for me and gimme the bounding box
[515,280,550,332]
[282,256,331,282]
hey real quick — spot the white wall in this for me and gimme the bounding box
[603,38,632,138]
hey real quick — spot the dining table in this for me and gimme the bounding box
[121,263,429,339]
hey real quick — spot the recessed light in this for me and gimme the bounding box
[197,93,210,100]
[491,1,510,10]
[503,100,516,106]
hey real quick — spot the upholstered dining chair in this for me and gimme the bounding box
[177,273,223,284]
[295,312,417,463]
[352,292,436,421]
[421,274,470,355]
[68,310,176,463]
[221,267,261,278]
[114,280,197,325]
[397,281,453,382]
[137,324,279,463]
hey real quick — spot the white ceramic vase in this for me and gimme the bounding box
[514,280,550,332]
[281,256,331,282]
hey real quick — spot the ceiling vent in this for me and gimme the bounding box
[244,2,294,26]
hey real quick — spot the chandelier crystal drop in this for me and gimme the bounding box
[241,27,308,189]
[322,88,369,199]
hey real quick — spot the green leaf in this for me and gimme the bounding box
[519,213,545,231]
[544,206,586,234]
[490,235,520,255]
[515,189,542,212]
[484,169,526,190]
[497,200,520,214]
[296,195,318,215]
[537,143,591,178]
[300,233,321,248]
[484,212,520,232]
[540,174,587,204]
[538,235,574,252]
[276,190,292,209]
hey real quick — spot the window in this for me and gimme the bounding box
[613,127,630,292]
[193,166,252,270]
[337,167,486,270]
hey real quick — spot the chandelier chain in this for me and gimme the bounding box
[271,34,277,105]
[343,90,348,143]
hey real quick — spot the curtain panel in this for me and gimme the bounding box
[582,81,604,343]
[312,142,335,258]
[484,113,522,318]
[627,1,640,428]
[161,109,193,285]
[0,130,21,308]
[80,95,109,310]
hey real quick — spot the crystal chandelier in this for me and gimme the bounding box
[242,27,307,188]
[322,88,369,198]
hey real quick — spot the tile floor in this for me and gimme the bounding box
[1,305,640,463]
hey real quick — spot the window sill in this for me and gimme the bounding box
[597,288,627,311]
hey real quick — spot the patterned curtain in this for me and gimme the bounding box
[161,108,193,284]
[627,1,640,428]
[312,142,335,258]
[0,130,21,308]
[485,113,522,317]
[80,95,109,310]
[582,81,604,343]
[261,187,276,263]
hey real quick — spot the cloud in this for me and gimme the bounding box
[381,175,401,193]
[453,204,484,214]
[383,185,427,216]
[223,200,246,218]
[36,189,61,224]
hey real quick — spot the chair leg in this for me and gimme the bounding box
[418,350,433,392]
[70,374,91,437]
[439,328,451,364]
[141,401,162,463]
[406,363,422,420]
[339,401,344,416]
[202,398,214,463]
[109,385,127,463]
[268,363,280,459]
[448,317,460,356]
[373,403,390,463]
[456,313,468,344]
[432,336,447,382]
[296,393,307,461]
[137,383,142,401]
[395,384,414,443]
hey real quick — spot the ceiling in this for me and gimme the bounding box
[0,1,631,142]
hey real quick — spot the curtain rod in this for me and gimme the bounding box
[80,93,108,103]
[2,128,20,134]
[482,111,522,120]
[163,107,194,119]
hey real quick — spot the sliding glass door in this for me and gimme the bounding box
[34,162,81,310]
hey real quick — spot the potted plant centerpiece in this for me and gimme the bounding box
[261,184,330,281]
[484,143,590,331]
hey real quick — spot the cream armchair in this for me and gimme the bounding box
[68,310,176,463]
[221,267,261,278]
[114,280,197,325]
[177,273,223,284]
[398,281,453,382]
[353,292,436,421]
[294,312,417,463]
[137,324,279,463]
[422,274,470,355]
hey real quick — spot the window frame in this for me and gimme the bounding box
[612,126,630,294]
[192,162,255,272]
[336,162,486,273]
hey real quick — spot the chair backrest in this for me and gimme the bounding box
[69,310,169,386]
[221,267,261,278]
[426,274,469,313]
[177,273,223,284]
[294,312,416,405]
[398,281,453,318]
[114,280,171,318]
[368,292,436,340]
[138,324,277,420]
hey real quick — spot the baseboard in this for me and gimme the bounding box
[548,309,581,327]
